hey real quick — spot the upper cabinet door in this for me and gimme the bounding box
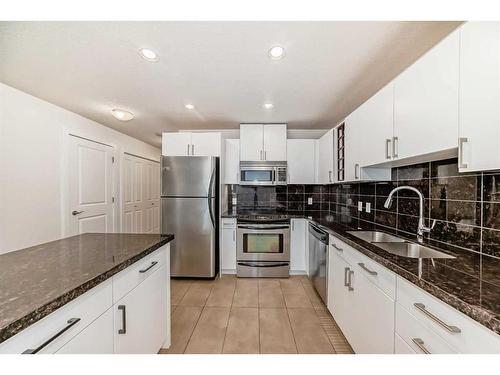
[162,133,191,156]
[263,124,287,161]
[459,22,500,172]
[394,31,459,160]
[356,83,394,166]
[317,129,334,184]
[287,139,316,184]
[191,132,221,156]
[240,124,264,161]
[224,139,240,184]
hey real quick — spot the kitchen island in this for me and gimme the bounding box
[0,233,174,353]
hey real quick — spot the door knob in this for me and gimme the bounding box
[72,210,84,216]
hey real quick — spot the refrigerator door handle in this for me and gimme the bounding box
[207,164,216,227]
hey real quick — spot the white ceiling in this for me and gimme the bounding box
[0,21,462,147]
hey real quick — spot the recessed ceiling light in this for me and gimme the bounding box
[268,45,285,60]
[111,109,134,121]
[185,104,195,110]
[139,48,159,62]
[263,103,274,110]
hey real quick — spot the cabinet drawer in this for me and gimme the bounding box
[396,303,457,354]
[56,308,114,354]
[0,279,112,354]
[397,276,500,353]
[112,245,168,303]
[330,235,396,299]
[222,218,236,228]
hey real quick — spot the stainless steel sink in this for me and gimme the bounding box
[375,242,455,259]
[346,230,455,259]
[347,231,406,243]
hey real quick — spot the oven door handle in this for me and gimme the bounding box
[237,225,289,230]
[238,262,289,268]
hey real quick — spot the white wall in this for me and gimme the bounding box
[0,83,160,254]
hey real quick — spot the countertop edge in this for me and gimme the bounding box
[0,234,174,344]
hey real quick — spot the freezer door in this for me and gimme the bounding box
[161,156,216,197]
[162,197,215,277]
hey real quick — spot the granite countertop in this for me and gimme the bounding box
[0,233,174,344]
[223,209,500,335]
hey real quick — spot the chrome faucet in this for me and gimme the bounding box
[384,186,435,243]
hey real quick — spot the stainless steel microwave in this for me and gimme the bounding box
[239,161,287,186]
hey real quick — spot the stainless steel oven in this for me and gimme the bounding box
[236,222,290,277]
[239,161,287,186]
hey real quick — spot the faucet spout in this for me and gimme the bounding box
[384,185,435,242]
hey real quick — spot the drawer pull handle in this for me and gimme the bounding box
[22,318,81,354]
[412,338,431,354]
[332,244,343,252]
[139,261,158,274]
[413,303,461,333]
[358,262,377,276]
[344,267,350,287]
[118,305,126,334]
[348,270,354,291]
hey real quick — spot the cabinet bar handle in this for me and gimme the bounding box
[386,139,392,159]
[348,270,354,291]
[332,243,343,252]
[344,267,350,287]
[413,303,461,333]
[354,164,360,180]
[22,318,81,354]
[329,171,332,182]
[118,305,126,334]
[139,261,158,273]
[358,262,377,276]
[192,144,195,155]
[392,136,398,158]
[233,229,235,241]
[412,338,431,354]
[264,150,267,160]
[458,137,468,169]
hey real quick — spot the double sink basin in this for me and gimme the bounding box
[346,231,455,259]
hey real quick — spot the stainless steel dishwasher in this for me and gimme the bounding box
[308,223,328,303]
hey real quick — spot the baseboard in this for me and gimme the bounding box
[221,269,236,275]
[289,270,308,276]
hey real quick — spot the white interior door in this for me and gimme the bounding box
[123,154,160,233]
[68,136,114,235]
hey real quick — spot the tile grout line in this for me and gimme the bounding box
[182,282,212,353]
[220,279,237,354]
[279,280,299,354]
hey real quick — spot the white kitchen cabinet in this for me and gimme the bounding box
[190,132,221,156]
[162,133,192,156]
[393,31,459,161]
[316,129,334,184]
[355,83,395,166]
[239,124,287,161]
[221,218,237,273]
[290,218,307,273]
[458,22,500,172]
[328,249,353,336]
[114,265,167,354]
[395,333,416,354]
[263,124,287,161]
[162,132,221,156]
[56,309,114,354]
[287,139,316,184]
[224,139,240,184]
[343,112,361,182]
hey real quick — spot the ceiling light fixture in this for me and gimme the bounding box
[111,109,134,121]
[185,104,195,110]
[139,48,159,62]
[263,103,274,110]
[268,45,285,60]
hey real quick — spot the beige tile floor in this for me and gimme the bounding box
[160,275,353,354]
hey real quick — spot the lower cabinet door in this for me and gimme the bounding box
[328,251,352,334]
[56,309,114,354]
[348,267,395,354]
[290,219,306,273]
[221,227,236,272]
[114,266,167,354]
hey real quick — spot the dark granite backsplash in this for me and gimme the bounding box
[227,158,500,262]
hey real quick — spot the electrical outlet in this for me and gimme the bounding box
[366,202,371,213]
[358,201,363,212]
[307,197,313,205]
[232,197,237,205]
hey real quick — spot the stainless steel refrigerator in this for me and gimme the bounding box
[161,156,219,278]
